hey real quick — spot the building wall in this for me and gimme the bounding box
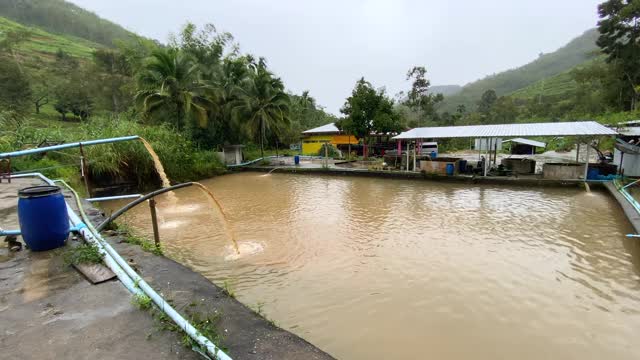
[302,134,358,155]
[614,149,640,177]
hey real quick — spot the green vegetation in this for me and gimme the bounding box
[439,28,600,113]
[1,0,639,181]
[63,243,103,266]
[0,14,336,186]
[338,77,402,158]
[222,280,236,298]
[117,223,163,256]
[132,293,153,311]
[0,0,140,47]
[427,1,640,132]
[0,16,99,58]
[148,302,225,353]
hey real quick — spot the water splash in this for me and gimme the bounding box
[192,182,240,254]
[224,241,264,261]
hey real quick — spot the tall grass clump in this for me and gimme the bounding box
[1,113,226,189]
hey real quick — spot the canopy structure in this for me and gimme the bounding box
[502,138,546,148]
[302,123,340,134]
[392,121,617,140]
[392,121,617,178]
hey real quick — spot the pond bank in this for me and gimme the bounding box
[0,179,334,360]
[241,165,604,188]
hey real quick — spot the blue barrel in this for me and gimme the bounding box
[446,163,455,176]
[18,186,69,251]
[587,168,600,180]
[458,160,468,173]
[294,155,300,165]
[430,151,437,159]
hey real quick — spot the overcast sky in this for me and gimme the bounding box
[69,0,602,114]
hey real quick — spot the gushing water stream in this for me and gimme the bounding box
[192,182,240,255]
[138,137,239,254]
[139,137,171,188]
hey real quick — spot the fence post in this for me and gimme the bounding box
[148,198,160,247]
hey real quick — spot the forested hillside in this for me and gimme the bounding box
[439,29,600,113]
[0,0,139,46]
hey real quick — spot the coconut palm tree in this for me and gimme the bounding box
[135,48,216,130]
[232,58,291,159]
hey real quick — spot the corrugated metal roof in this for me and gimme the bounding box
[616,127,640,136]
[615,119,640,126]
[392,121,617,139]
[502,138,546,148]
[302,123,340,134]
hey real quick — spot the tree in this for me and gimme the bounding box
[492,96,519,124]
[341,78,401,158]
[29,72,49,114]
[54,82,93,121]
[403,66,443,126]
[232,58,291,159]
[597,0,640,110]
[135,48,215,130]
[477,89,498,116]
[0,60,31,117]
[93,49,133,112]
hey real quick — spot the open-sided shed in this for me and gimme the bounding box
[392,121,617,178]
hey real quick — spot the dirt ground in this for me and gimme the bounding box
[0,178,334,360]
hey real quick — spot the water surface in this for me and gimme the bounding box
[104,173,640,360]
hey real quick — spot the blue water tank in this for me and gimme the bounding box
[294,155,300,165]
[446,163,455,176]
[587,168,600,180]
[458,160,468,173]
[18,186,69,251]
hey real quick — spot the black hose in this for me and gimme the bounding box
[96,182,193,232]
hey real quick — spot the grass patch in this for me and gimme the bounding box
[222,281,236,298]
[63,243,103,266]
[250,301,278,327]
[146,303,226,354]
[132,293,153,311]
[117,223,163,256]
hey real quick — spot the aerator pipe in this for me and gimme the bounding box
[12,173,232,360]
[0,135,140,159]
[95,182,193,232]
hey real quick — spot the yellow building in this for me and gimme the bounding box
[301,123,358,155]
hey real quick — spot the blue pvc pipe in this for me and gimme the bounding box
[0,229,21,236]
[0,135,140,159]
[86,194,142,202]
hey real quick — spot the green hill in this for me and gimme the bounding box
[0,0,139,47]
[0,16,100,60]
[439,28,600,113]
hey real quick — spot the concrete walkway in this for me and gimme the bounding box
[0,179,334,360]
[1,179,200,360]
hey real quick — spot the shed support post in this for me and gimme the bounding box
[583,143,590,181]
[576,143,580,163]
[412,145,416,172]
[406,141,410,171]
[619,151,624,176]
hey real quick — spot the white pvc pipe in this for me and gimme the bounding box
[11,173,232,360]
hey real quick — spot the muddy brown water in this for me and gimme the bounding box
[102,172,640,360]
